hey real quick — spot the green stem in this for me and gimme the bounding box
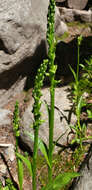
[32,126,39,190]
[48,78,55,182]
[77,42,80,81]
[32,59,48,189]
[47,0,56,183]
[76,42,80,105]
[15,138,18,154]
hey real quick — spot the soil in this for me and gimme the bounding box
[0,22,92,189]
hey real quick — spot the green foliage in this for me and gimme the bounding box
[13,102,23,190]
[79,56,92,95]
[46,0,58,183]
[32,58,49,190]
[0,181,3,190]
[69,35,83,105]
[87,109,92,119]
[41,172,80,190]
[13,101,20,152]
[11,1,81,190]
[16,152,32,177]
[26,132,51,168]
[17,159,23,190]
[70,34,92,148]
[32,59,48,129]
[1,179,17,190]
[13,101,20,138]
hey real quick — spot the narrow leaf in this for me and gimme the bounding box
[69,65,77,83]
[16,153,32,177]
[26,132,51,168]
[17,159,23,190]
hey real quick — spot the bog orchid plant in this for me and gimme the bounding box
[31,0,79,189]
[32,59,48,190]
[13,101,23,190]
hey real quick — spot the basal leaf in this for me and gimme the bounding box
[17,159,23,190]
[16,152,32,177]
[26,132,51,168]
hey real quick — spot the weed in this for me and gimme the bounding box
[69,35,92,148]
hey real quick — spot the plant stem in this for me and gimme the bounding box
[13,101,20,153]
[77,40,80,82]
[32,59,48,190]
[48,78,55,181]
[32,126,39,190]
[47,0,56,182]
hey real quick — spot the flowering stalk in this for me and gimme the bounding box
[32,0,57,187]
[32,59,48,190]
[47,0,57,182]
[13,101,20,153]
[13,101,23,190]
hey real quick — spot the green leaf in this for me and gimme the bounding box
[76,96,85,118]
[16,153,32,177]
[54,129,68,147]
[5,179,17,190]
[0,181,3,190]
[41,172,80,190]
[26,132,51,168]
[17,159,23,190]
[44,100,50,118]
[87,110,92,119]
[69,65,77,83]
[2,187,9,190]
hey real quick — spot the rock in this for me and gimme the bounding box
[56,0,66,2]
[59,7,74,22]
[20,86,76,153]
[0,164,7,175]
[0,0,67,107]
[0,108,12,125]
[70,145,92,190]
[67,0,88,10]
[0,144,15,162]
[59,7,92,22]
[4,144,15,162]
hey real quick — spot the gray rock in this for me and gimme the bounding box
[4,144,15,162]
[0,143,15,162]
[20,86,76,153]
[0,164,7,175]
[67,0,88,10]
[70,145,92,190]
[59,7,92,22]
[0,108,12,125]
[0,0,67,107]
